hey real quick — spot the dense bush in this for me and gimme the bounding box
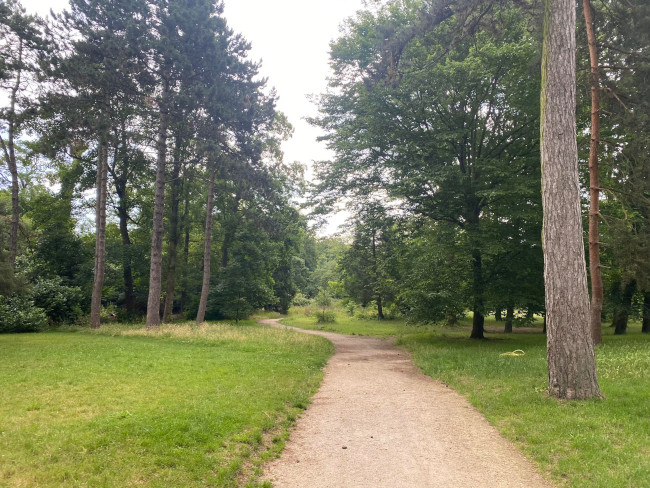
[315,309,336,323]
[292,293,311,306]
[0,296,48,333]
[30,278,84,324]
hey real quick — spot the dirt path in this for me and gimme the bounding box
[259,318,552,488]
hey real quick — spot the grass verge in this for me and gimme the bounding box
[284,306,650,488]
[0,321,333,487]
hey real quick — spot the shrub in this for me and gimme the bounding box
[30,277,83,324]
[292,293,311,306]
[0,295,48,333]
[315,310,336,323]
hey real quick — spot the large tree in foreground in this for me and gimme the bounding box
[541,0,601,400]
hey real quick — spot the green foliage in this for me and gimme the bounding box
[312,1,544,332]
[30,277,84,324]
[291,292,311,307]
[313,288,334,323]
[315,309,336,323]
[0,295,47,333]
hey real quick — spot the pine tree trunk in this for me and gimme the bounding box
[180,190,191,314]
[90,140,109,329]
[541,0,601,399]
[162,142,183,322]
[115,173,135,316]
[1,40,24,269]
[504,304,514,333]
[196,166,217,324]
[146,84,170,329]
[642,292,650,334]
[582,0,603,346]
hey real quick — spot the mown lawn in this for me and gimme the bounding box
[0,321,333,487]
[286,307,650,488]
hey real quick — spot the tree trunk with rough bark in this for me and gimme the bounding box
[90,140,109,329]
[196,166,217,324]
[541,0,601,399]
[162,142,183,322]
[582,0,603,346]
[146,84,170,329]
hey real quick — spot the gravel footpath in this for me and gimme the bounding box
[259,318,552,488]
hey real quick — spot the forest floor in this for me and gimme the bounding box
[259,318,552,488]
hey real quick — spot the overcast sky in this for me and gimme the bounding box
[22,0,364,233]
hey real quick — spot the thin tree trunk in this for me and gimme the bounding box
[162,139,183,322]
[146,83,170,329]
[495,309,503,321]
[371,231,385,320]
[582,0,603,346]
[470,249,485,339]
[196,166,217,324]
[642,292,650,334]
[613,280,636,335]
[90,140,109,329]
[541,0,601,399]
[504,304,514,333]
[180,189,191,314]
[113,155,135,316]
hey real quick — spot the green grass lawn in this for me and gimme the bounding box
[285,306,650,488]
[0,321,333,487]
[281,305,428,338]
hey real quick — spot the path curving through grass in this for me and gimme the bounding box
[260,318,552,488]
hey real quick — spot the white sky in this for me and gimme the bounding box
[22,0,362,234]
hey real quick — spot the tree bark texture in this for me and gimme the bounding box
[90,141,109,329]
[541,0,601,399]
[582,0,603,346]
[196,166,217,324]
[146,84,170,328]
[162,143,183,322]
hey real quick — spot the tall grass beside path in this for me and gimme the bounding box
[0,321,333,487]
